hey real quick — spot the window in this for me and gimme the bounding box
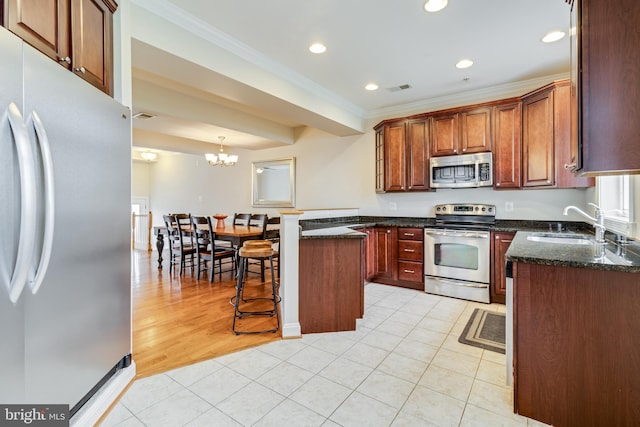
[596,175,636,237]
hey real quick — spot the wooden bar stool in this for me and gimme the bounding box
[231,240,280,335]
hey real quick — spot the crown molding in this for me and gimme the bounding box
[365,72,571,122]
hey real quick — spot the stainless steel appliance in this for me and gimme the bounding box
[429,152,493,188]
[424,203,495,303]
[1,26,131,417]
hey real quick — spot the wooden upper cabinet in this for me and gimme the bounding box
[522,80,593,189]
[460,107,492,154]
[374,127,385,193]
[374,118,431,192]
[493,101,522,189]
[383,120,406,192]
[554,83,594,188]
[522,85,555,187]
[569,0,640,175]
[430,107,491,157]
[4,0,71,66]
[406,118,430,191]
[3,0,117,95]
[71,0,116,95]
[430,113,459,156]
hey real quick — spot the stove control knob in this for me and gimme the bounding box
[475,206,479,211]
[482,207,486,212]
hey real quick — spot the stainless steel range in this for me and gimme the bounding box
[424,203,495,303]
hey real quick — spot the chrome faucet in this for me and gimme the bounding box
[563,203,606,243]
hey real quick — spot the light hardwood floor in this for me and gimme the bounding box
[132,249,281,378]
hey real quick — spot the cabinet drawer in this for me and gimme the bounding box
[398,261,423,282]
[398,240,423,261]
[398,228,423,241]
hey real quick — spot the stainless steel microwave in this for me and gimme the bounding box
[429,152,493,188]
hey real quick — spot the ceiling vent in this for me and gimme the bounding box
[132,112,156,120]
[387,84,412,93]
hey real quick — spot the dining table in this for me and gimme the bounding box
[152,224,279,270]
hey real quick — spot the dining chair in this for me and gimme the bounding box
[163,214,196,275]
[207,216,237,281]
[190,216,236,282]
[232,213,251,226]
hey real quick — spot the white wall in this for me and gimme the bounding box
[142,127,590,226]
[132,161,151,199]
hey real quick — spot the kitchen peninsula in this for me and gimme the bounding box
[506,233,640,427]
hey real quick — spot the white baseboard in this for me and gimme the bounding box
[70,361,136,427]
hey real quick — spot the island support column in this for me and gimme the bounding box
[280,211,303,338]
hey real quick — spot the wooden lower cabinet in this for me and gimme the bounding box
[490,231,514,304]
[513,262,640,426]
[368,226,424,290]
[299,238,364,334]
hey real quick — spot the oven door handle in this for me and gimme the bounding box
[428,277,489,289]
[424,229,489,239]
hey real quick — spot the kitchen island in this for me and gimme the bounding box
[298,226,367,333]
[506,232,640,427]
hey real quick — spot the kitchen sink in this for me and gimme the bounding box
[526,233,595,245]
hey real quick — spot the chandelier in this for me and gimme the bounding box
[205,136,238,167]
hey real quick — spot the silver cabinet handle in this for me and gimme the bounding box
[564,162,576,170]
[75,66,86,74]
[403,249,416,253]
[28,111,55,296]
[403,233,415,237]
[58,56,71,64]
[5,103,37,304]
[403,269,415,274]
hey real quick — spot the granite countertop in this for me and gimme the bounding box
[506,231,640,273]
[299,215,640,273]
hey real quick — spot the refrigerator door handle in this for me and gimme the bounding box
[5,102,37,303]
[28,111,55,295]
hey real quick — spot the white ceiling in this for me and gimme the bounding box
[130,0,571,155]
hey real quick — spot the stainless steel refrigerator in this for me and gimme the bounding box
[0,26,132,416]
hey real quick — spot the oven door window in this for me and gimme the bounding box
[434,243,479,270]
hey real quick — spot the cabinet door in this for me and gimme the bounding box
[364,228,376,281]
[374,127,385,193]
[430,113,459,156]
[491,232,514,304]
[461,107,491,154]
[5,0,70,65]
[493,102,522,189]
[70,0,115,95]
[406,118,430,191]
[373,227,394,279]
[383,121,406,191]
[554,83,594,188]
[574,0,640,175]
[522,88,555,187]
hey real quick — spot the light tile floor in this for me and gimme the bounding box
[101,283,551,427]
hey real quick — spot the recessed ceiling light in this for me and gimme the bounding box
[309,43,327,54]
[542,30,566,43]
[424,0,448,12]
[456,59,474,69]
[365,83,379,91]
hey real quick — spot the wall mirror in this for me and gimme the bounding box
[252,157,296,207]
